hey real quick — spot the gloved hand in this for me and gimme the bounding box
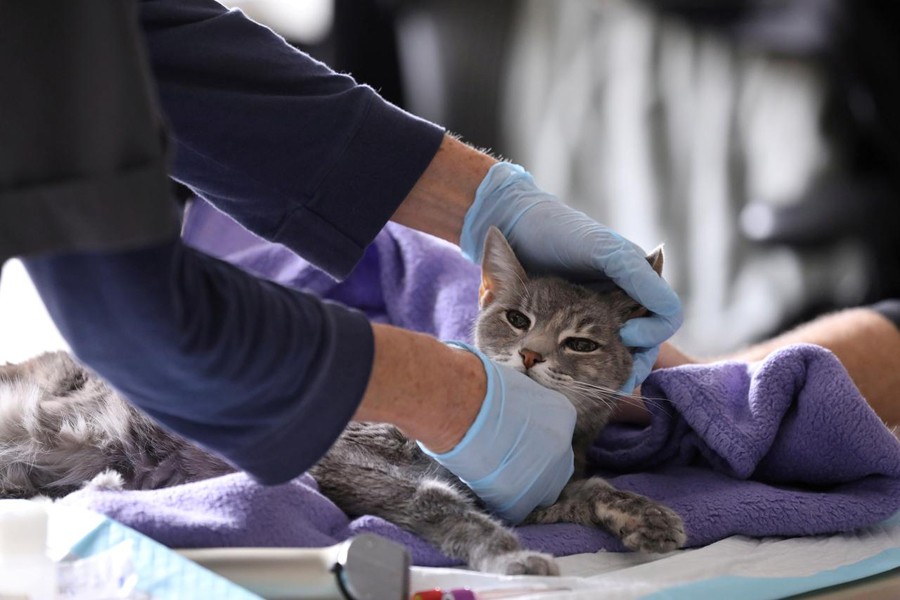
[460,162,683,391]
[419,342,576,524]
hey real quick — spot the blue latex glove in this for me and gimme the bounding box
[460,162,683,391]
[419,343,576,524]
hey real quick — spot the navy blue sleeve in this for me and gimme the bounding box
[139,0,445,279]
[15,0,446,484]
[23,237,374,484]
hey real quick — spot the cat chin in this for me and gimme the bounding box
[523,367,552,385]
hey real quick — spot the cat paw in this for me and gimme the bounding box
[619,504,686,553]
[589,485,687,554]
[82,469,126,492]
[478,551,560,576]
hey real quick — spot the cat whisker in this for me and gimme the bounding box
[564,381,628,396]
[566,388,618,412]
[630,394,672,412]
[568,379,669,401]
[563,384,622,407]
[564,381,673,416]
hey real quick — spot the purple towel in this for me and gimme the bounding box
[179,199,481,342]
[59,202,900,565]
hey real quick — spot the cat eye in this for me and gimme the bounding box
[564,337,600,352]
[505,310,531,330]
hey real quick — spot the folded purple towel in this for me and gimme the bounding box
[60,202,900,566]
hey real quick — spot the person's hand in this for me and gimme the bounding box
[418,342,576,524]
[609,343,697,425]
[654,342,697,370]
[460,162,683,391]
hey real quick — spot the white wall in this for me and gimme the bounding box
[0,260,69,364]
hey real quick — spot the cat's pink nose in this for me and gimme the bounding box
[519,349,544,370]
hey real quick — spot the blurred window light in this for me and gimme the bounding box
[740,203,777,242]
[0,260,69,363]
[219,0,334,45]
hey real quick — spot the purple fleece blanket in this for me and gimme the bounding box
[59,202,900,566]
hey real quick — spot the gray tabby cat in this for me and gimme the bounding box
[0,227,685,574]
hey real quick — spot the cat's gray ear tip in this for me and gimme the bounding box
[482,226,513,261]
[646,244,665,275]
[485,225,506,244]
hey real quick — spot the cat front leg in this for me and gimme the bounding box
[526,478,686,553]
[399,478,560,576]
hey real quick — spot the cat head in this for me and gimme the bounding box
[473,227,663,436]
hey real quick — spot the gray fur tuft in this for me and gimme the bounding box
[0,352,233,499]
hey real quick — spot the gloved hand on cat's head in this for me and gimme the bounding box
[418,342,577,524]
[460,162,683,391]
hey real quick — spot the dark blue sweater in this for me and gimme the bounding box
[23,0,445,483]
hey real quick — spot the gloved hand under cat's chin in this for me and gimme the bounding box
[419,342,576,524]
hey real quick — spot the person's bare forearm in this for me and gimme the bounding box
[719,308,900,426]
[651,308,900,426]
[390,134,496,245]
[354,136,495,449]
[354,323,486,452]
[619,308,900,427]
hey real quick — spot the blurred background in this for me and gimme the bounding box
[220,0,899,356]
[2,0,899,361]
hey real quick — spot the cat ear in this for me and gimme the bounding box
[646,244,664,277]
[479,227,528,308]
[613,244,666,320]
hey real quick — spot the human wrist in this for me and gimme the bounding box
[417,343,487,453]
[391,134,495,246]
[417,343,500,473]
[356,324,486,453]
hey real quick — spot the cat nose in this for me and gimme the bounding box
[519,349,544,370]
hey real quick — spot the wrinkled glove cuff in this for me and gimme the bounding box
[461,162,541,262]
[417,342,501,481]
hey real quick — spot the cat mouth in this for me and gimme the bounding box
[511,364,550,386]
[523,368,556,389]
[501,361,558,390]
